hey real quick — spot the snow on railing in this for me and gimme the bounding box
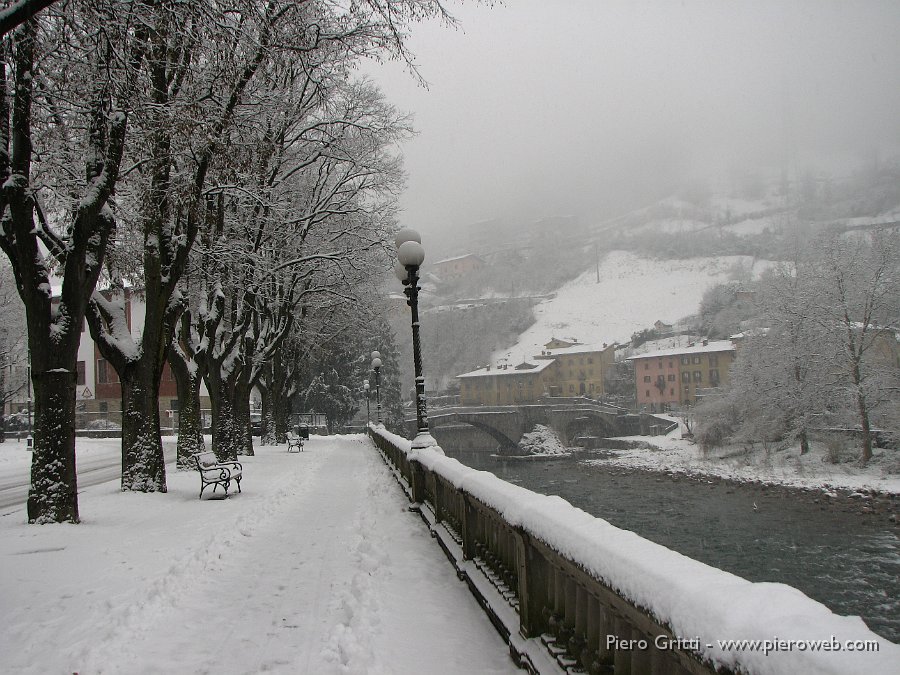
[368,426,897,675]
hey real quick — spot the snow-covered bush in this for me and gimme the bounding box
[518,424,571,456]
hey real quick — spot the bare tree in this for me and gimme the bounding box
[88,0,449,486]
[808,230,900,463]
[0,5,131,522]
[0,0,57,37]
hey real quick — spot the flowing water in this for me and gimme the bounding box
[444,447,900,643]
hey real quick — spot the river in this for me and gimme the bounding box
[442,447,900,643]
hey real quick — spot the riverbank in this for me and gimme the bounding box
[584,430,900,498]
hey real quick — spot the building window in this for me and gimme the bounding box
[643,376,651,382]
[709,355,719,366]
[681,372,690,382]
[569,384,575,393]
[681,356,689,365]
[658,360,663,369]
[669,360,674,368]
[645,390,650,397]
[97,359,119,384]
[693,371,702,382]
[644,363,649,370]
[710,369,720,384]
[76,361,86,386]
[692,356,701,364]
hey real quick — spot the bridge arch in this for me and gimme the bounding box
[429,415,520,451]
[560,412,618,444]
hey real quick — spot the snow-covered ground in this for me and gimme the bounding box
[0,436,519,675]
[590,421,900,496]
[493,250,770,365]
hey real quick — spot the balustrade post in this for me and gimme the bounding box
[431,473,442,524]
[513,528,550,638]
[410,457,427,505]
[613,617,633,675]
[462,494,478,560]
[597,606,615,668]
[572,585,588,666]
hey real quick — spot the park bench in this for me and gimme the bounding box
[286,431,304,452]
[193,451,242,499]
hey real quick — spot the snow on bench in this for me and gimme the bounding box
[193,451,242,499]
[286,431,304,452]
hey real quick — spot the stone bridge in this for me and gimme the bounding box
[407,400,675,452]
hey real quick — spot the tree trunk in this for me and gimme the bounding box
[274,392,291,442]
[119,365,167,492]
[27,369,79,523]
[207,367,241,462]
[233,374,254,456]
[799,429,809,456]
[259,384,277,446]
[855,387,873,465]
[169,350,205,469]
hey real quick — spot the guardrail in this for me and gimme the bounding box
[368,426,896,675]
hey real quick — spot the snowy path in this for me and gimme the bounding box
[0,435,520,674]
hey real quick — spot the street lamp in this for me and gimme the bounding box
[370,351,383,426]
[394,229,437,450]
[363,379,370,425]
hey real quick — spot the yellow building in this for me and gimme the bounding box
[457,360,555,406]
[457,339,618,405]
[535,340,617,397]
[630,340,736,409]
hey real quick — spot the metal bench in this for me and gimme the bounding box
[193,451,242,499]
[286,431,304,452]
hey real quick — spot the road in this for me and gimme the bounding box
[0,440,176,514]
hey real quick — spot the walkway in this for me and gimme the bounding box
[0,435,521,674]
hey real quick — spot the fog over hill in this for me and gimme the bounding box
[489,251,770,369]
[402,167,900,395]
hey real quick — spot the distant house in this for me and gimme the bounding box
[457,360,555,406]
[535,341,617,398]
[431,254,485,282]
[3,287,210,430]
[457,339,618,405]
[542,337,583,350]
[629,339,736,410]
[653,320,674,336]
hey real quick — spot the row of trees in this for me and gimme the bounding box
[695,230,900,464]
[0,0,455,523]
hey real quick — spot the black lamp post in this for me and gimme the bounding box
[370,351,382,426]
[394,229,437,450]
[363,379,370,426]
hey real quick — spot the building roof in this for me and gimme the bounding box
[457,359,555,379]
[629,340,735,360]
[432,253,484,266]
[538,342,615,357]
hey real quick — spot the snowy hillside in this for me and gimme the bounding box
[492,250,770,365]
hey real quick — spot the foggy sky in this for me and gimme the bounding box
[363,1,900,247]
